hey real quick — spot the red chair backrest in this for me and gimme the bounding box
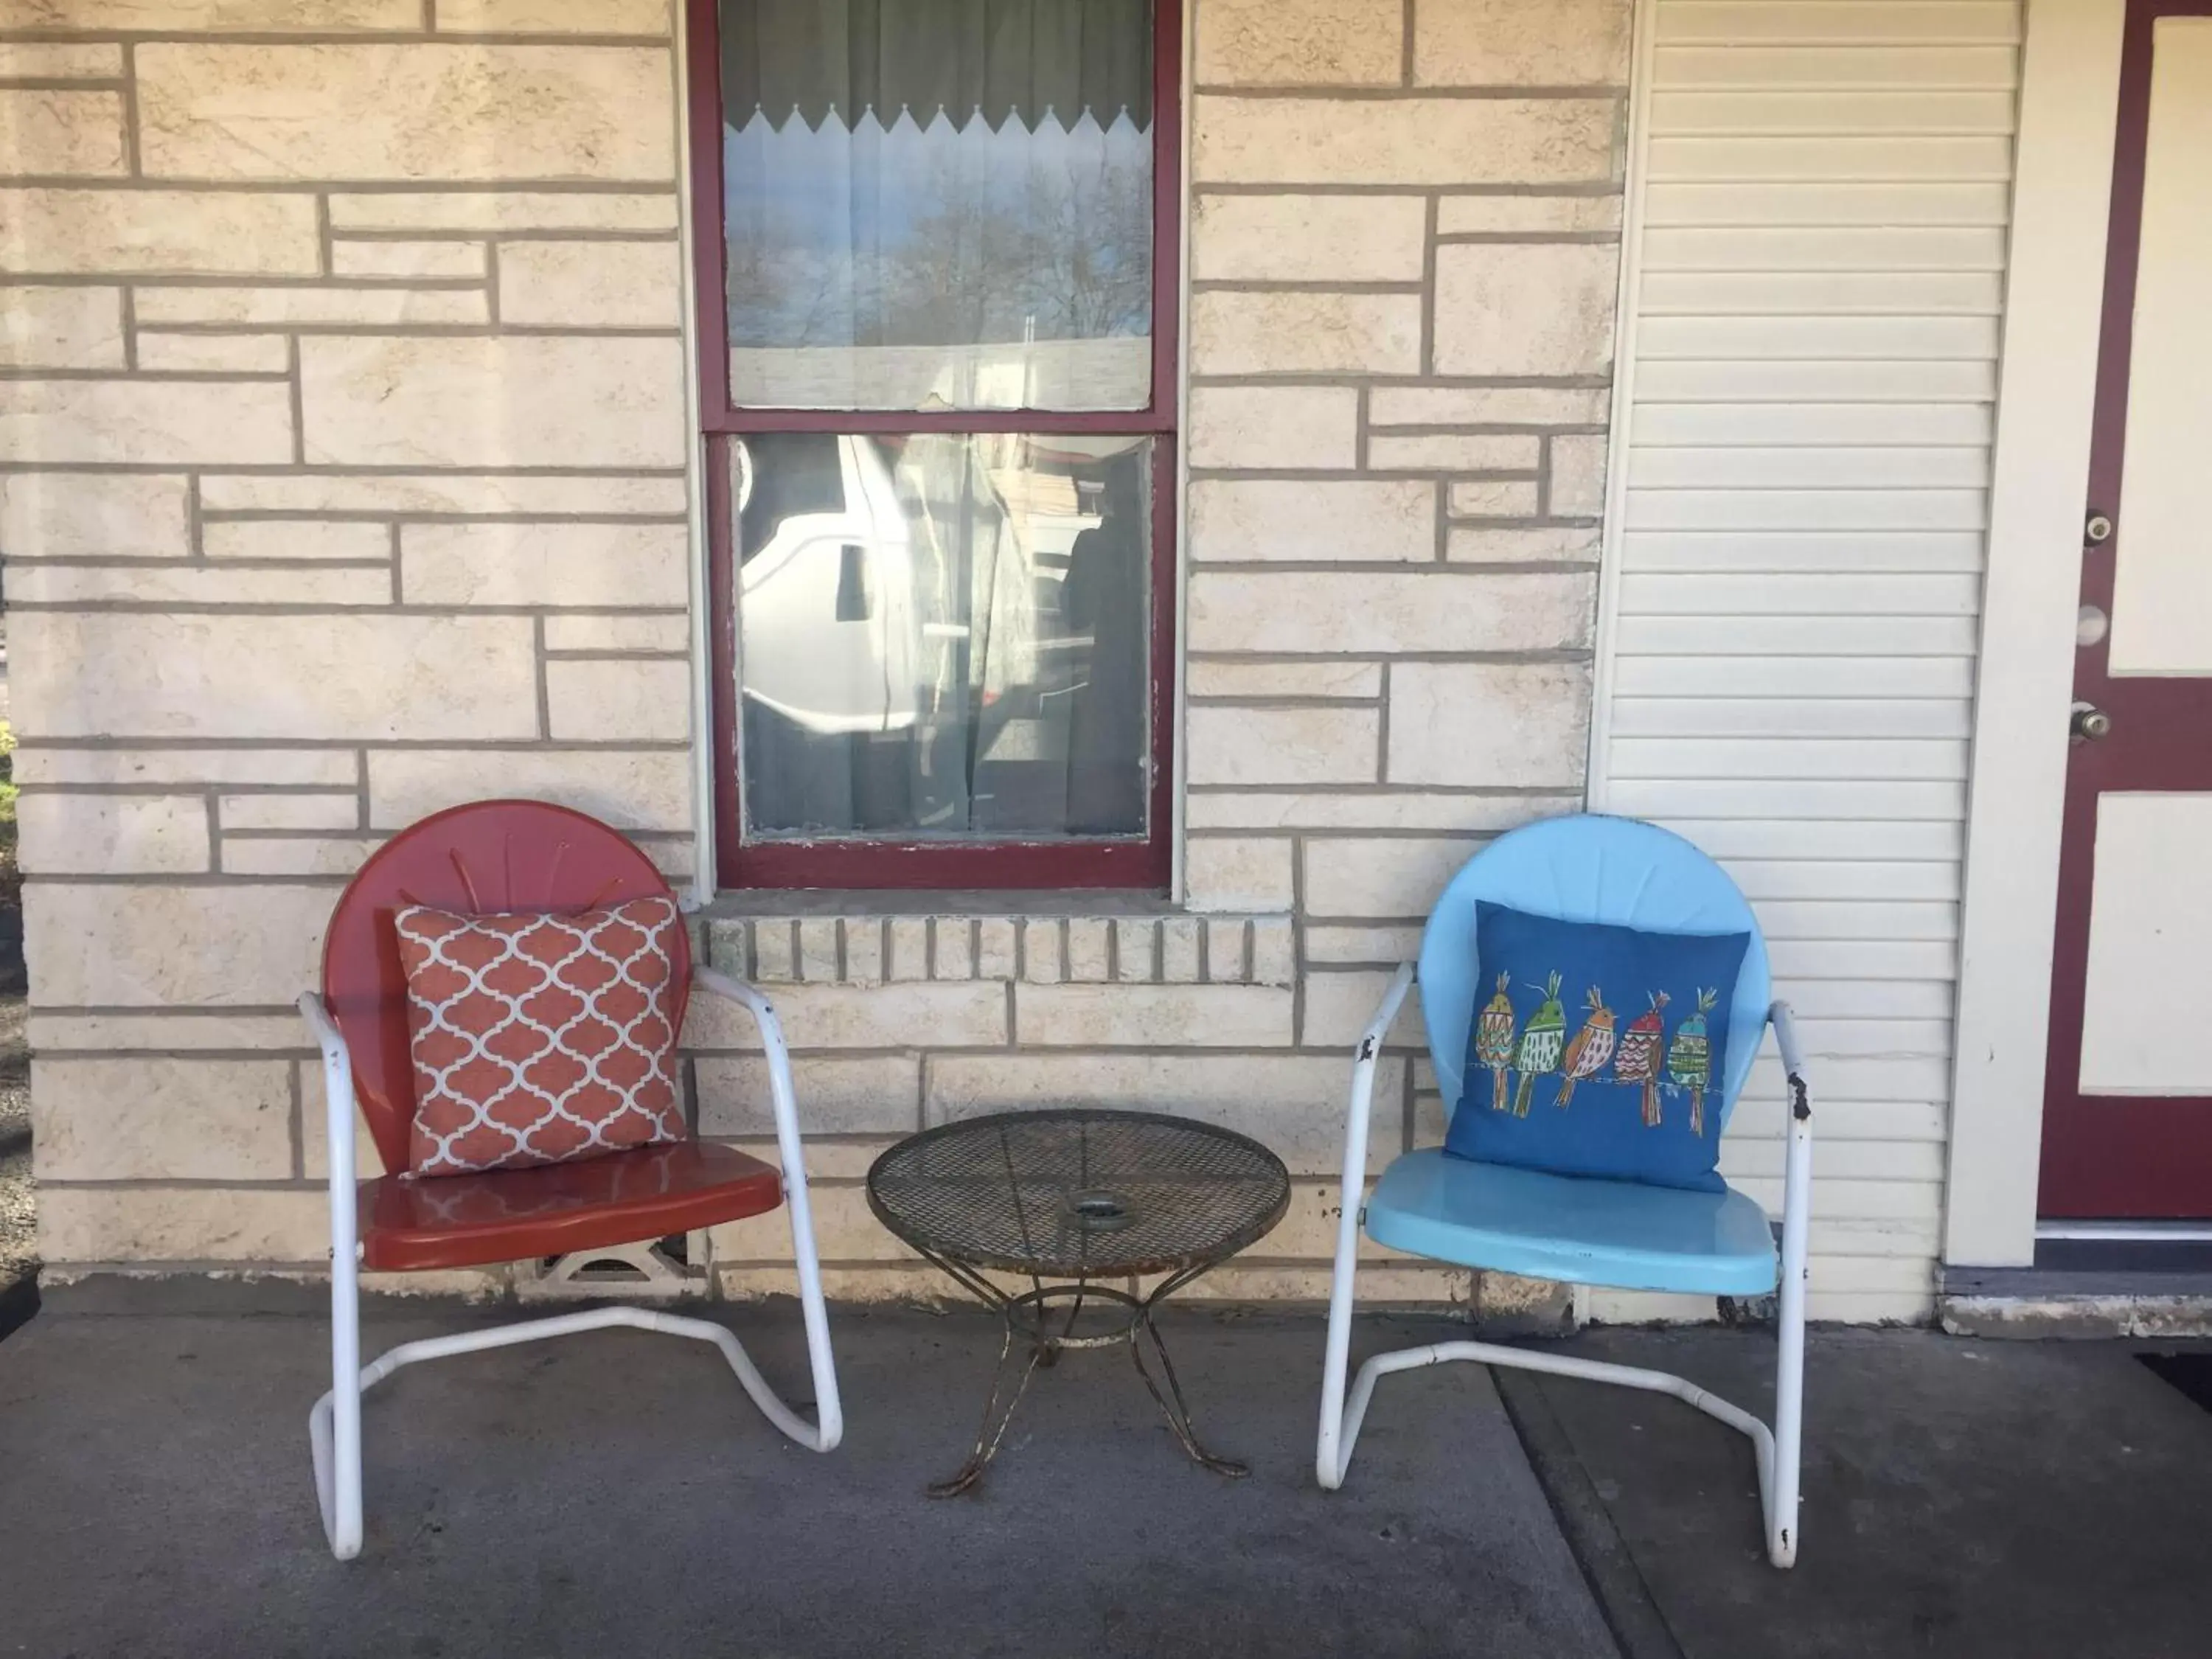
[321,799,692,1177]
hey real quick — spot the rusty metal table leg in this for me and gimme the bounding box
[1130,1260,1249,1477]
[928,1315,1046,1498]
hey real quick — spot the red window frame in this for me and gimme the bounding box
[684,0,1182,891]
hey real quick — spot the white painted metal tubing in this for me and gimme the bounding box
[1318,992,1816,1569]
[1317,962,1415,1491]
[694,967,844,1453]
[1769,998,1813,1568]
[299,992,364,1561]
[298,969,846,1562]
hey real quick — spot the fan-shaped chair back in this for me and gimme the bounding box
[1416,814,1770,1136]
[319,799,689,1176]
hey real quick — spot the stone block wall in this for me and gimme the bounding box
[5,0,1627,1310]
[4,0,697,1275]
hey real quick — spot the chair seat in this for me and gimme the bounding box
[359,1140,782,1273]
[1363,1149,1778,1297]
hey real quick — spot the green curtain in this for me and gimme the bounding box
[720,0,1154,129]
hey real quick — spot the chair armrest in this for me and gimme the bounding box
[1338,961,1415,1208]
[690,967,808,1175]
[1768,999,1810,1121]
[298,992,361,1264]
[1359,961,1417,1067]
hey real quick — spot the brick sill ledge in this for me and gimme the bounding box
[688,900,1295,989]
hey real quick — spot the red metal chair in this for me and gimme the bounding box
[296,799,841,1559]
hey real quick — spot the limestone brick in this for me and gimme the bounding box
[38,1186,326,1266]
[1415,0,1633,87]
[1437,193,1624,234]
[299,335,686,469]
[0,285,121,370]
[1368,384,1612,426]
[133,333,293,373]
[540,612,690,653]
[0,471,189,558]
[0,187,317,276]
[400,520,689,607]
[496,238,682,328]
[1194,0,1402,86]
[1192,193,1427,282]
[326,190,678,232]
[12,611,537,741]
[1303,835,1490,920]
[1187,568,1596,654]
[1013,983,1293,1048]
[330,240,488,279]
[136,44,675,182]
[1191,290,1421,377]
[24,881,330,1006]
[1386,661,1593,787]
[0,89,125,176]
[1434,242,1621,375]
[32,1057,291,1180]
[1190,479,1433,564]
[0,377,293,465]
[1446,524,1604,562]
[201,520,391,561]
[1366,433,1542,473]
[1182,835,1295,913]
[1186,659,1383,699]
[366,747,691,832]
[219,793,359,832]
[1549,433,1611,517]
[1186,704,1378,786]
[1189,386,1360,471]
[1193,96,1618,187]
[697,1054,921,1138]
[15,791,210,874]
[544,657,692,742]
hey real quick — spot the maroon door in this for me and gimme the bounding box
[2038,0,2212,1219]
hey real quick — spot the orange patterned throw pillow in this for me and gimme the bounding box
[394,897,686,1178]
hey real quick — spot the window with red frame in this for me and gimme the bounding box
[688,0,1180,891]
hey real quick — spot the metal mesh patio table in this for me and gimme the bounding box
[866,1107,1292,1495]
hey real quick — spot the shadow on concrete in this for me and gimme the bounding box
[0,1295,1615,1659]
[1515,1326,2212,1659]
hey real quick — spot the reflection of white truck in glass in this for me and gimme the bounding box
[734,434,1096,742]
[736,434,925,737]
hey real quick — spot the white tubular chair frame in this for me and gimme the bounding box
[299,965,844,1562]
[1316,963,1814,1569]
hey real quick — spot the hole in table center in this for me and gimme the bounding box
[1066,1189,1135,1232]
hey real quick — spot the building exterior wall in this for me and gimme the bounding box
[1588,0,2025,1323]
[10,0,1636,1309]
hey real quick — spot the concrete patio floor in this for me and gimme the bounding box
[0,1290,1615,1659]
[7,1289,2212,1658]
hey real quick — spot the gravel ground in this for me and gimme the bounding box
[0,996,32,1293]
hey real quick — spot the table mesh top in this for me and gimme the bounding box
[866,1109,1292,1278]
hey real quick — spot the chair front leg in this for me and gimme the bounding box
[1318,961,1413,1490]
[695,967,843,1453]
[1768,999,1814,1568]
[299,992,364,1560]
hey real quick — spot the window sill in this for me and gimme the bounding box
[686,894,1294,990]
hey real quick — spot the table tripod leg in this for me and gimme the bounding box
[1131,1308,1247,1478]
[929,1316,1045,1498]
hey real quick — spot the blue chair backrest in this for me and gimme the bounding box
[1417,814,1772,1135]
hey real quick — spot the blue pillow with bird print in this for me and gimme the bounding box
[1442,900,1751,1192]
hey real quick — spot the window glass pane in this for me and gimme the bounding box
[719,0,1155,411]
[733,433,1152,838]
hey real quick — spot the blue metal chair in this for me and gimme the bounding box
[1315,814,1814,1568]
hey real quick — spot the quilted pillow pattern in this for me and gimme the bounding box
[394,897,685,1178]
